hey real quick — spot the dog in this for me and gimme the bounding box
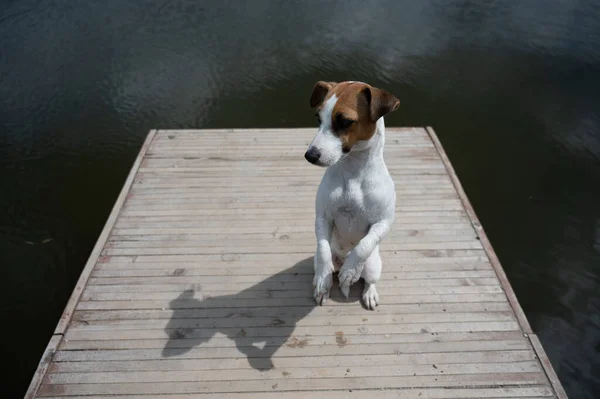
[304,80,400,310]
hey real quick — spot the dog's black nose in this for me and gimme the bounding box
[304,148,321,164]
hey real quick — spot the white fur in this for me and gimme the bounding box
[308,115,396,310]
[307,95,344,167]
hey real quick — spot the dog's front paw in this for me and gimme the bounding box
[339,283,350,299]
[338,264,362,294]
[313,273,333,306]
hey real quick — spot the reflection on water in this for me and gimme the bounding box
[1,1,599,397]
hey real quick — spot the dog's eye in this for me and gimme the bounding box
[337,117,354,130]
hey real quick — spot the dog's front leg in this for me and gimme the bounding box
[338,221,391,297]
[313,216,334,305]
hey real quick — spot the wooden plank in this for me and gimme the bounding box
[136,167,444,175]
[61,338,530,356]
[38,386,555,398]
[37,373,549,396]
[144,148,441,158]
[150,136,431,145]
[97,250,491,264]
[147,134,435,144]
[140,158,447,167]
[152,140,434,146]
[149,143,435,151]
[87,268,497,279]
[97,250,489,260]
[75,295,511,311]
[66,324,520,340]
[52,340,529,362]
[89,263,500,278]
[126,194,455,202]
[135,170,447,178]
[93,261,493,271]
[125,193,459,203]
[110,225,477,238]
[146,147,439,153]
[118,210,464,218]
[58,332,525,350]
[101,242,484,256]
[426,127,533,334]
[150,132,429,139]
[72,302,511,322]
[152,127,424,135]
[48,350,537,371]
[120,205,464,215]
[67,312,516,330]
[124,194,458,202]
[108,229,476,242]
[129,183,452,192]
[122,199,464,210]
[115,215,470,223]
[81,277,497,294]
[144,151,444,160]
[78,293,506,309]
[47,361,542,384]
[104,235,479,249]
[83,271,497,283]
[85,278,496,294]
[128,186,458,196]
[64,329,522,343]
[110,222,474,233]
[82,287,503,301]
[81,277,507,295]
[85,269,497,284]
[72,335,528,353]
[133,175,450,183]
[104,237,478,250]
[133,173,447,181]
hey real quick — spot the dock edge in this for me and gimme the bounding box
[425,126,567,399]
[23,129,159,399]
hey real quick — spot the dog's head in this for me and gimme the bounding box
[304,81,399,167]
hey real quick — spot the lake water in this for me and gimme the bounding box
[1,1,599,397]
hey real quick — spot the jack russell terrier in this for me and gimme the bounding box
[305,80,400,310]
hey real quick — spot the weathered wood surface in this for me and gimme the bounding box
[27,128,566,398]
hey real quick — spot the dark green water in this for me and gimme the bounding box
[1,1,599,397]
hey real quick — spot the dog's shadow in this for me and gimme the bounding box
[161,257,363,370]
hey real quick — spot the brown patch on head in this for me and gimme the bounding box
[310,81,400,153]
[310,81,338,107]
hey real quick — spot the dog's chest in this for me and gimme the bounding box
[325,179,371,235]
[327,179,363,215]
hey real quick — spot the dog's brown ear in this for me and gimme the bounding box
[310,81,336,108]
[361,86,400,122]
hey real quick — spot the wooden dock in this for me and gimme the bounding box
[26,127,566,398]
